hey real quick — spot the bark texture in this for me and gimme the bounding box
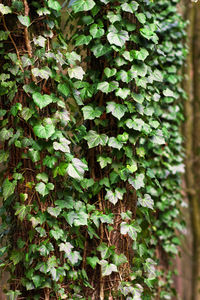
[183,1,200,299]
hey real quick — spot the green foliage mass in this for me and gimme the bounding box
[0,0,186,299]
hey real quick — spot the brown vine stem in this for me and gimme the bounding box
[1,15,24,72]
[98,191,104,300]
[23,0,36,82]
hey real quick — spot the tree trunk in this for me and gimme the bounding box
[183,1,200,299]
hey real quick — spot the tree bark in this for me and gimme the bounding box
[183,1,200,299]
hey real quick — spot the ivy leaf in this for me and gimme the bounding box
[128,174,145,190]
[107,11,121,24]
[108,137,123,150]
[100,260,118,276]
[89,24,104,38]
[107,26,129,47]
[120,222,141,240]
[104,67,117,78]
[138,194,154,209]
[136,13,146,24]
[58,83,70,97]
[163,88,176,98]
[133,48,149,61]
[151,130,165,145]
[17,16,31,27]
[68,66,85,80]
[47,0,61,11]
[33,93,53,109]
[0,4,12,14]
[97,156,112,168]
[86,256,100,269]
[59,242,73,256]
[20,107,33,121]
[0,128,13,141]
[84,130,108,148]
[33,123,55,139]
[112,253,127,266]
[36,172,48,183]
[71,0,95,13]
[53,138,71,153]
[91,43,111,58]
[121,2,138,13]
[105,188,125,205]
[47,207,61,218]
[32,67,52,80]
[2,178,17,200]
[115,88,130,100]
[97,81,119,94]
[82,105,103,120]
[35,182,54,197]
[106,102,127,120]
[75,34,92,46]
[43,156,57,168]
[67,158,88,180]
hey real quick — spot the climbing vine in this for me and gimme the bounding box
[0,0,186,299]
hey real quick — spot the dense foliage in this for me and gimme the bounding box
[0,0,186,299]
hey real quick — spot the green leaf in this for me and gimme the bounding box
[0,4,12,14]
[107,11,121,23]
[100,260,118,276]
[35,182,54,197]
[33,93,53,109]
[136,13,146,24]
[107,26,129,47]
[127,160,137,173]
[84,130,108,148]
[59,242,73,255]
[2,179,17,200]
[97,156,112,168]
[53,138,71,153]
[105,188,125,205]
[91,43,111,58]
[97,81,119,94]
[47,0,61,11]
[163,88,176,98]
[86,256,100,269]
[108,137,123,150]
[121,2,138,13]
[151,130,165,145]
[47,207,61,218]
[17,15,31,27]
[58,83,70,97]
[10,103,22,116]
[82,105,103,120]
[15,204,29,221]
[106,102,127,120]
[0,128,13,141]
[32,67,52,80]
[72,0,95,13]
[120,222,141,240]
[128,174,145,190]
[115,88,130,100]
[112,253,127,266]
[43,156,57,168]
[138,194,154,209]
[36,173,48,183]
[68,66,85,80]
[133,48,149,61]
[67,158,88,180]
[33,122,55,139]
[20,107,33,121]
[104,67,117,78]
[89,24,104,38]
[10,250,23,265]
